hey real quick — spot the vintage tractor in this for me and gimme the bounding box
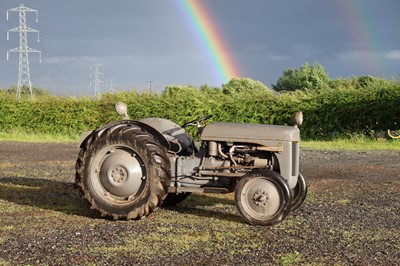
[75,102,307,225]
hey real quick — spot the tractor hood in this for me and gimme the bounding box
[200,122,300,144]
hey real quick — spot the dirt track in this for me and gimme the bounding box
[0,141,399,265]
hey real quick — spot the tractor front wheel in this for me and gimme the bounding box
[291,172,308,211]
[235,169,291,226]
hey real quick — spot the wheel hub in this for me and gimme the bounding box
[98,148,145,198]
[253,190,270,207]
[111,166,128,183]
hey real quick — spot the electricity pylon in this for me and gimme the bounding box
[91,64,104,98]
[7,4,41,100]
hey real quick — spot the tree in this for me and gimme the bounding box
[222,78,270,95]
[272,63,330,92]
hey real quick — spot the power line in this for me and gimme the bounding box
[6,4,41,100]
[31,17,93,95]
[3,4,88,96]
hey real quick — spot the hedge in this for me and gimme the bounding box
[1,79,399,140]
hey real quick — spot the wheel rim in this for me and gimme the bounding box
[240,177,282,220]
[90,145,147,205]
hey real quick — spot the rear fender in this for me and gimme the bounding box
[79,120,170,150]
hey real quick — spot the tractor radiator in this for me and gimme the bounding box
[291,142,299,177]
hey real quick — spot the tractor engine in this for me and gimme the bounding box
[170,142,274,190]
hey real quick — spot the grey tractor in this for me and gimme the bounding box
[75,102,307,225]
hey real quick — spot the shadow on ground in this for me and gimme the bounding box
[0,176,243,223]
[0,176,96,218]
[164,194,244,224]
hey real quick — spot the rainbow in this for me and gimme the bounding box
[177,0,240,84]
[335,1,386,75]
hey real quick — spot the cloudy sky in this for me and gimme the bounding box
[0,0,399,96]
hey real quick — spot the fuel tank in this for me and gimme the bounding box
[200,122,300,145]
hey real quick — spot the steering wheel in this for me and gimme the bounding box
[181,114,213,128]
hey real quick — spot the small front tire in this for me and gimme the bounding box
[291,172,308,211]
[235,169,291,226]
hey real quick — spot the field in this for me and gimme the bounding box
[0,141,399,265]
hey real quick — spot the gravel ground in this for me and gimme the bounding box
[0,141,399,265]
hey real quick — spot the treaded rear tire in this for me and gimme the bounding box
[75,123,170,220]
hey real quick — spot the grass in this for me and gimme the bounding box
[0,130,79,143]
[278,252,304,266]
[301,136,400,151]
[1,130,399,150]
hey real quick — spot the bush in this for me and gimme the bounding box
[1,76,399,140]
[272,63,331,92]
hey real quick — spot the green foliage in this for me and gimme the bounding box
[351,75,390,89]
[1,75,399,140]
[222,77,270,94]
[6,86,51,97]
[272,63,330,92]
[294,79,400,139]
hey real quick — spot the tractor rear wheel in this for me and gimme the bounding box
[75,124,170,220]
[235,169,291,225]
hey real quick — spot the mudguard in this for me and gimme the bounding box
[79,120,170,150]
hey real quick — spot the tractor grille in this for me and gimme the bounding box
[291,142,299,176]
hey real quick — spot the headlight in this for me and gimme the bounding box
[115,102,129,119]
[293,111,303,127]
